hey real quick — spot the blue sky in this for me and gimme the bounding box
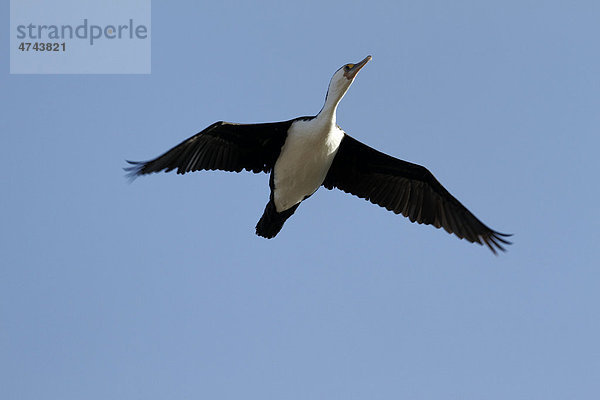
[2,1,599,399]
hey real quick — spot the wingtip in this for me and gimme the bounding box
[484,230,513,255]
[123,160,145,182]
[493,231,513,245]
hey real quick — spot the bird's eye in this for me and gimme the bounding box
[346,64,354,69]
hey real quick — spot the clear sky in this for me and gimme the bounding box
[2,1,599,399]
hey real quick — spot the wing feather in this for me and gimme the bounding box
[323,134,511,253]
[125,119,297,179]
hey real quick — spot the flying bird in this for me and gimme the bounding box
[126,56,511,253]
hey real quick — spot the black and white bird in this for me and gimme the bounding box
[126,56,511,253]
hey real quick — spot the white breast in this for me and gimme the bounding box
[273,118,344,212]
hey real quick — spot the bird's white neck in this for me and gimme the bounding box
[316,75,352,124]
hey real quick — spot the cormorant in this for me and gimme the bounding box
[126,56,511,253]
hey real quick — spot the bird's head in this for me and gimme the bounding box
[324,55,372,112]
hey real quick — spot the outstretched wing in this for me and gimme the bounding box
[125,120,295,179]
[323,134,511,254]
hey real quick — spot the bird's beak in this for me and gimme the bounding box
[345,55,372,79]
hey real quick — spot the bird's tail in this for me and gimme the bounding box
[255,200,299,239]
